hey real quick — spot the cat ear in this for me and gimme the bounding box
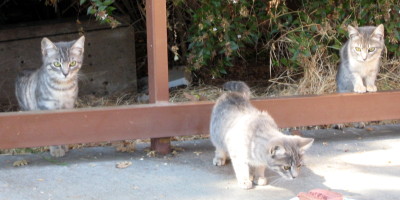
[70,36,85,55]
[270,145,286,157]
[347,25,359,38]
[297,137,314,153]
[372,24,384,41]
[41,37,57,57]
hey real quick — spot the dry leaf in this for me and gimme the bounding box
[183,92,198,101]
[147,151,156,157]
[172,147,185,152]
[116,161,132,169]
[198,95,208,101]
[366,127,374,131]
[113,141,136,152]
[172,150,179,155]
[291,130,302,136]
[193,151,202,156]
[171,146,185,155]
[13,160,28,167]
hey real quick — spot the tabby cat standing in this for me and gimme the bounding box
[15,36,85,157]
[210,81,314,189]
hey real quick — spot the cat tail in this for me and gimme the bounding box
[222,81,251,99]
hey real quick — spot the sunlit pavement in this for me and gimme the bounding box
[1,125,399,200]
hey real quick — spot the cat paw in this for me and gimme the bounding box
[333,124,344,129]
[353,85,366,93]
[50,145,68,157]
[366,85,377,92]
[213,157,226,166]
[50,148,66,157]
[254,177,268,186]
[354,122,365,129]
[238,180,253,190]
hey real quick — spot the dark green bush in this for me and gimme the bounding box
[184,0,400,77]
[85,0,400,78]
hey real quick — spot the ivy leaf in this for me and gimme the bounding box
[103,0,114,6]
[98,5,107,11]
[80,0,87,5]
[230,41,239,51]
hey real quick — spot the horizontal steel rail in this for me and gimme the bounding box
[1,91,400,149]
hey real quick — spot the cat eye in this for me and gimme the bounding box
[297,164,302,168]
[53,62,61,67]
[368,47,376,52]
[354,47,361,52]
[283,166,291,171]
[69,61,77,67]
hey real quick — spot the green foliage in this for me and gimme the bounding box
[183,0,400,77]
[186,0,265,77]
[274,0,400,69]
[80,0,119,28]
[81,0,399,78]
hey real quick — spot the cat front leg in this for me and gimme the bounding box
[365,74,377,92]
[49,145,68,157]
[231,159,253,189]
[352,75,366,93]
[253,166,268,185]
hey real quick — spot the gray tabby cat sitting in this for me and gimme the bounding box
[337,24,384,93]
[15,36,85,157]
[210,81,314,189]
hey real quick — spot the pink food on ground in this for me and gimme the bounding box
[297,189,343,200]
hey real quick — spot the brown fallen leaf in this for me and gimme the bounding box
[172,147,185,152]
[116,161,132,169]
[146,150,156,157]
[183,92,198,101]
[366,127,374,131]
[112,140,136,152]
[291,130,302,136]
[13,160,28,167]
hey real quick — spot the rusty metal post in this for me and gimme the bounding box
[146,0,171,154]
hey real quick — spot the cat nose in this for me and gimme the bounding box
[62,72,69,77]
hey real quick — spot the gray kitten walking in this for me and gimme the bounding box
[210,81,314,189]
[337,24,384,93]
[15,36,85,157]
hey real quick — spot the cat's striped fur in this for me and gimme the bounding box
[15,36,85,157]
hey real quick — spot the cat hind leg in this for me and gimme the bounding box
[213,149,228,166]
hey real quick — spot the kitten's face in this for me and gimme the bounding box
[267,136,313,180]
[41,36,85,80]
[348,24,384,62]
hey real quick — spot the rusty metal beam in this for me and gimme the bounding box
[146,0,169,103]
[2,91,400,150]
[146,0,171,154]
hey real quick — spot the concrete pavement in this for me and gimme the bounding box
[1,125,400,200]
